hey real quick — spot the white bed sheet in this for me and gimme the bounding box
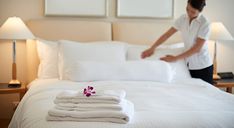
[9,79,234,128]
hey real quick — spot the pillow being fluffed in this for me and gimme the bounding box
[127,43,185,60]
[37,39,59,79]
[127,43,191,80]
[59,40,127,80]
[66,60,175,83]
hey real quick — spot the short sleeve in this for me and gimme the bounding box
[198,22,211,40]
[173,15,184,31]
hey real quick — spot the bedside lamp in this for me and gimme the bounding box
[210,22,233,80]
[0,17,34,87]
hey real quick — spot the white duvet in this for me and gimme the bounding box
[9,79,234,128]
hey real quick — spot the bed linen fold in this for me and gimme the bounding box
[47,100,134,124]
[55,99,127,111]
[55,90,126,104]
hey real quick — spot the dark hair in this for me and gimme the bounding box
[188,0,206,12]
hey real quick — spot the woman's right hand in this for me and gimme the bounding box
[141,47,155,59]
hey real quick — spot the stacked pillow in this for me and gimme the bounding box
[36,39,190,83]
[37,39,59,79]
[59,40,126,80]
[36,39,126,80]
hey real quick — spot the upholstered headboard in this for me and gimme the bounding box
[26,20,112,83]
[112,21,182,45]
[26,20,182,83]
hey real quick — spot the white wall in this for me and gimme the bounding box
[0,0,234,118]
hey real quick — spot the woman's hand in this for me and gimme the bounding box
[141,47,155,59]
[160,55,178,62]
[141,27,177,59]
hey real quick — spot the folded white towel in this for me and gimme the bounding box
[47,100,134,124]
[54,90,126,104]
[55,99,127,111]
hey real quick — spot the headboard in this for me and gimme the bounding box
[26,20,112,83]
[26,20,182,84]
[112,22,182,45]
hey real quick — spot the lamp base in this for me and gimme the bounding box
[213,74,221,80]
[8,79,21,88]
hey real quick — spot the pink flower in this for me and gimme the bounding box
[83,86,96,97]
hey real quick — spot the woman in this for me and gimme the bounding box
[141,0,213,84]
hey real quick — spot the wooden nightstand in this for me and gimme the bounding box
[214,79,234,93]
[0,83,26,100]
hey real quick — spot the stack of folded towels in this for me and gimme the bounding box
[47,89,134,124]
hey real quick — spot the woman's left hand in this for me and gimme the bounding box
[160,55,178,62]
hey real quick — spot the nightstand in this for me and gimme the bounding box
[214,79,234,93]
[0,83,26,100]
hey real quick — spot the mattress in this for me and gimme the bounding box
[9,78,234,128]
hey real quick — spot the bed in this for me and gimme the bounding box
[9,20,234,128]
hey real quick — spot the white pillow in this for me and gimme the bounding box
[67,60,174,83]
[59,40,127,80]
[37,39,59,79]
[127,43,185,60]
[158,42,185,49]
[127,44,191,80]
[170,60,191,80]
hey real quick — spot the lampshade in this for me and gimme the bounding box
[210,22,233,41]
[0,17,34,40]
[210,22,233,80]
